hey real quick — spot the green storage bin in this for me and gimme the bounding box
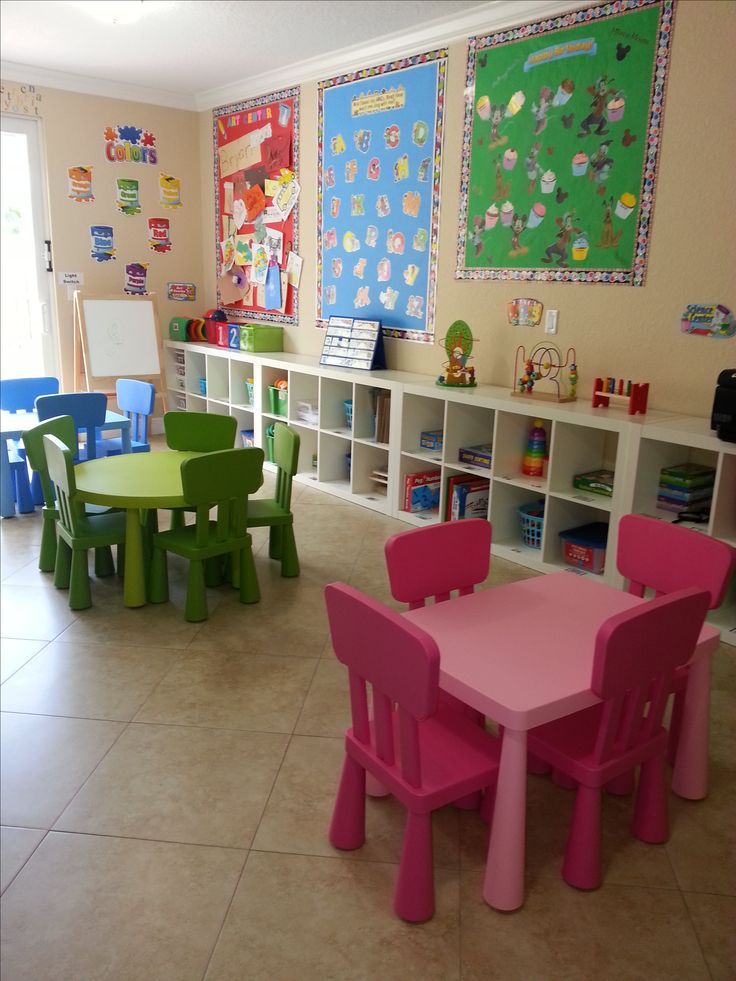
[268,386,288,417]
[265,424,275,463]
[169,317,190,340]
[240,324,284,352]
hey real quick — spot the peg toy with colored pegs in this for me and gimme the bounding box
[592,376,649,415]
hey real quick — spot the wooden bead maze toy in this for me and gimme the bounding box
[512,343,577,403]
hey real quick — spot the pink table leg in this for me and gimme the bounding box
[671,645,716,800]
[483,726,527,911]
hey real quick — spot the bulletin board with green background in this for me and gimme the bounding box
[456,0,673,286]
[213,86,300,324]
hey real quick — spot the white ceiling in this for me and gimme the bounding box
[0,0,579,110]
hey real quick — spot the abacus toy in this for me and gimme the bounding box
[511,343,577,403]
[592,377,649,415]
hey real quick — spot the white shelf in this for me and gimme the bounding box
[164,340,736,646]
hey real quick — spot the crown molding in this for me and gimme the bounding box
[0,60,197,111]
[195,0,589,111]
[2,0,591,115]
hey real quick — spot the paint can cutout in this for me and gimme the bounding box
[148,217,171,253]
[124,262,148,294]
[116,178,141,215]
[159,173,182,209]
[68,166,94,203]
[90,225,115,262]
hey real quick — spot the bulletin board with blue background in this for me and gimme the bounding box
[317,50,447,342]
[456,0,673,286]
[213,87,299,325]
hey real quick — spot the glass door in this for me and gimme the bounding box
[1,114,58,378]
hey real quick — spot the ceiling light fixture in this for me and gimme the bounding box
[65,1,176,26]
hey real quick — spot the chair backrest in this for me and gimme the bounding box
[271,422,299,510]
[617,514,734,610]
[324,582,440,787]
[384,519,492,609]
[589,587,709,765]
[163,411,237,452]
[116,378,155,445]
[42,434,82,535]
[180,447,264,546]
[35,392,108,461]
[22,415,76,507]
[0,376,59,412]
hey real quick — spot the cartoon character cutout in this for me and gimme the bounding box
[330,197,341,218]
[402,191,420,217]
[493,157,511,202]
[531,86,553,137]
[353,258,367,279]
[375,195,391,218]
[589,141,614,193]
[367,157,381,181]
[325,285,337,304]
[541,210,582,268]
[470,216,484,257]
[595,196,622,249]
[403,264,419,286]
[387,230,405,255]
[488,104,506,149]
[351,194,365,217]
[332,258,343,278]
[324,228,337,250]
[354,129,371,153]
[578,75,617,137]
[394,155,409,182]
[412,120,429,147]
[417,158,431,182]
[406,295,424,319]
[380,287,398,310]
[509,212,528,257]
[524,143,543,194]
[325,166,336,189]
[377,258,391,282]
[343,231,360,253]
[413,228,428,252]
[384,124,400,149]
[330,134,346,155]
[365,225,378,247]
[345,159,357,183]
[354,286,370,308]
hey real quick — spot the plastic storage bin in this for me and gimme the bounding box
[343,399,353,429]
[559,522,608,574]
[240,429,255,448]
[518,500,544,549]
[244,379,254,404]
[268,386,288,416]
[198,377,207,396]
[240,324,284,353]
[265,424,275,462]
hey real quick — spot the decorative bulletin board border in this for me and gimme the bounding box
[456,0,674,286]
[317,50,447,342]
[213,86,300,325]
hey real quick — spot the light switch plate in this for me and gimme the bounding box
[545,309,558,334]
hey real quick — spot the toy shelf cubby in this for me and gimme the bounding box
[164,341,736,645]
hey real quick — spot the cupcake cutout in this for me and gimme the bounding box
[615,192,636,219]
[607,95,626,122]
[572,235,589,261]
[476,95,491,120]
[503,148,518,171]
[485,204,499,229]
[553,79,575,107]
[527,203,546,229]
[506,90,525,117]
[571,152,589,176]
[540,170,556,194]
[500,201,514,226]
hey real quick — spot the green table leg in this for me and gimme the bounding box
[123,507,146,607]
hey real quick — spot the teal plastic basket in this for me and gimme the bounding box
[518,500,544,549]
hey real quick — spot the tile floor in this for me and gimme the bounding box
[1,463,734,980]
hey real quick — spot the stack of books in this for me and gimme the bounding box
[404,469,441,512]
[374,391,391,443]
[446,473,490,521]
[657,462,716,514]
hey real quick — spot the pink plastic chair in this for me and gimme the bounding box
[617,514,735,762]
[384,519,491,731]
[325,581,500,922]
[527,587,709,891]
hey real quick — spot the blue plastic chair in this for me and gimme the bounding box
[100,379,156,455]
[0,376,59,509]
[35,392,108,462]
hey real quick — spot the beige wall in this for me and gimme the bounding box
[16,87,203,393]
[198,0,735,418]
[4,0,733,418]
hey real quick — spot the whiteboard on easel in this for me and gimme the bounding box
[78,295,161,379]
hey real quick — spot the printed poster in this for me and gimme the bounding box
[213,87,299,325]
[456,0,674,286]
[317,50,447,342]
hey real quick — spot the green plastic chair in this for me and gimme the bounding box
[248,422,300,578]
[163,411,238,534]
[163,411,237,451]
[24,415,117,576]
[149,447,264,622]
[42,434,127,610]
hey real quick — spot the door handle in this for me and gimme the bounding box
[40,302,50,334]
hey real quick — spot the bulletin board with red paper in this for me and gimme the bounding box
[213,87,300,325]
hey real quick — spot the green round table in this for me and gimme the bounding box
[75,451,198,607]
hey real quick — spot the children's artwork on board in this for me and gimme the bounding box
[317,49,447,342]
[213,87,299,325]
[457,0,674,286]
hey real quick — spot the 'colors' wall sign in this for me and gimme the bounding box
[104,125,157,164]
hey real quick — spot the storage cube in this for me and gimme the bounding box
[239,324,284,352]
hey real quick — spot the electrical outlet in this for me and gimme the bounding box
[545,309,558,334]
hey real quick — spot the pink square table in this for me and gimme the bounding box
[404,571,720,911]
